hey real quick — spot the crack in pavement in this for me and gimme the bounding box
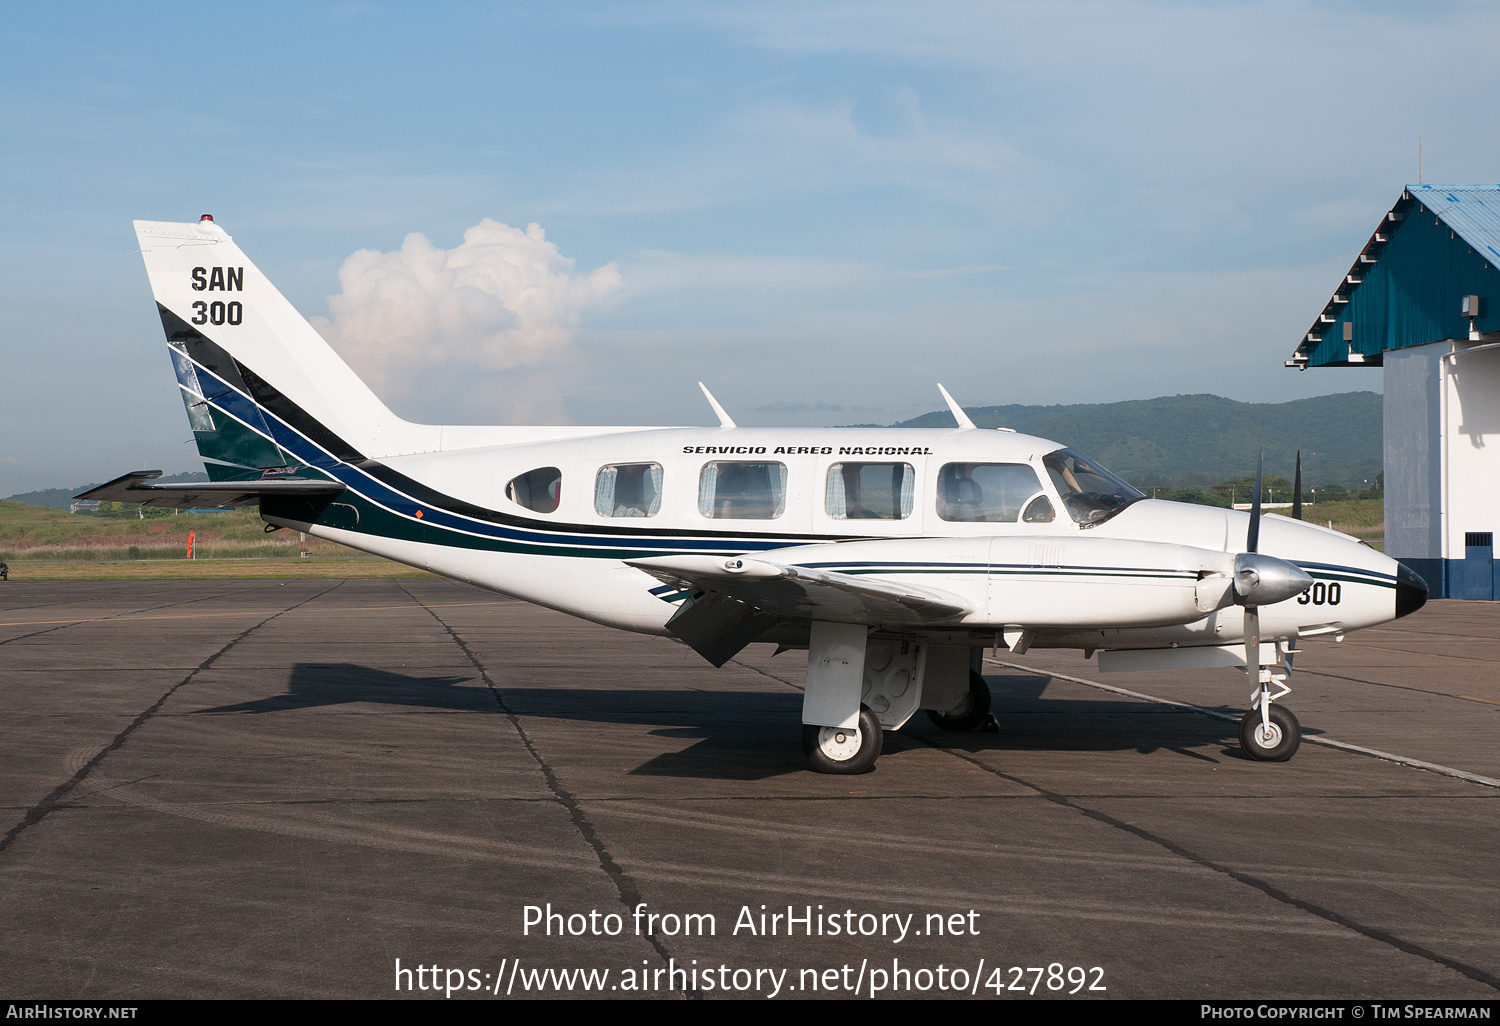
[0,580,348,858]
[399,582,688,994]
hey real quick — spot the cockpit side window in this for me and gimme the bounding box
[825,462,914,520]
[936,463,1046,523]
[1022,494,1055,523]
[1042,448,1144,527]
[506,467,562,514]
[595,463,662,518]
[699,462,787,520]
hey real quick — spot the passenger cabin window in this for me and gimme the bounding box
[595,463,662,518]
[699,462,787,520]
[825,462,914,520]
[937,463,1047,523]
[506,467,562,514]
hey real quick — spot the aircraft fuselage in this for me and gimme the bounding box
[262,424,1411,654]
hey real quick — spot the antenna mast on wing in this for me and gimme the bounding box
[937,383,976,429]
[698,382,737,429]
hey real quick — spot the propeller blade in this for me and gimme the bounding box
[1246,446,1263,553]
[1292,450,1303,521]
[1244,606,1260,681]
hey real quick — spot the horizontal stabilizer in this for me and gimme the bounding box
[77,471,345,510]
[628,553,971,627]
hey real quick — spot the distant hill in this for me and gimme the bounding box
[887,393,1382,488]
[6,472,209,511]
[7,394,1384,502]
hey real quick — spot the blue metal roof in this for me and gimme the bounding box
[1406,184,1500,267]
[1289,185,1500,368]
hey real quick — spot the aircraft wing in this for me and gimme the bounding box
[627,553,972,666]
[637,549,966,621]
[77,471,346,511]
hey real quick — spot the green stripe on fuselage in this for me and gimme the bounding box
[276,490,724,560]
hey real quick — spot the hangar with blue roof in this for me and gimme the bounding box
[1288,185,1500,599]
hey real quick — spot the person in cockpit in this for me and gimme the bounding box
[939,465,985,522]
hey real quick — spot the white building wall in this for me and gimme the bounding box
[1385,339,1500,598]
[1442,343,1500,559]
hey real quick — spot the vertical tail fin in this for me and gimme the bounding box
[135,218,424,472]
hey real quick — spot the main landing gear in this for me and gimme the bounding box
[926,670,993,732]
[799,632,994,774]
[1238,675,1300,762]
[802,705,883,774]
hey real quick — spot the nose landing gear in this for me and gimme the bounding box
[1238,676,1300,761]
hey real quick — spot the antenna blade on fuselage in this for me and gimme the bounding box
[697,382,737,429]
[936,384,976,430]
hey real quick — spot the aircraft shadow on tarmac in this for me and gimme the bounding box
[192,664,1245,779]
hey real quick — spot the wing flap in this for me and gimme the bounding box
[662,591,779,668]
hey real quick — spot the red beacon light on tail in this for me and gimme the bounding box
[199,214,214,222]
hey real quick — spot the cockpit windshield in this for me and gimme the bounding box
[1042,448,1145,527]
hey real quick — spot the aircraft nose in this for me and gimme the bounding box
[1395,562,1429,619]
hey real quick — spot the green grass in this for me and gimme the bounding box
[0,501,366,563]
[4,558,435,581]
[1267,497,1383,539]
[0,501,431,579]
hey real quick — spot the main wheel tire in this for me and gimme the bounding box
[926,670,993,731]
[1238,704,1301,762]
[803,704,883,774]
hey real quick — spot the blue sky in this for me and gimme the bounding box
[4,1,1498,494]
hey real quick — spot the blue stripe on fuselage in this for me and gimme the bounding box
[186,356,821,555]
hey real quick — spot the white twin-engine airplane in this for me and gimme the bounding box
[85,216,1429,774]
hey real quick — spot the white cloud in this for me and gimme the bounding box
[312,219,622,395]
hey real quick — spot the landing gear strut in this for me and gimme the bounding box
[803,704,883,774]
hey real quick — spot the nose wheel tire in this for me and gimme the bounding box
[926,671,993,731]
[1238,704,1301,762]
[803,705,883,774]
